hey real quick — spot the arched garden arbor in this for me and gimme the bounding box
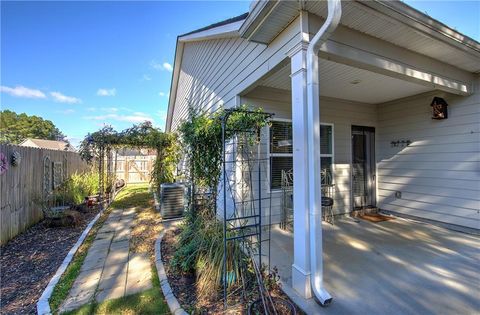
[79,122,180,206]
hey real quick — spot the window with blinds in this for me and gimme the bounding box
[320,124,334,183]
[269,121,334,189]
[270,121,293,154]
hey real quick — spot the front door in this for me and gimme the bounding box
[352,126,376,209]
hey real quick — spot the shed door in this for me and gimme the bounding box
[352,126,376,209]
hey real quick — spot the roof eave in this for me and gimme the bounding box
[165,38,183,132]
[179,19,244,42]
[240,0,480,59]
[239,0,280,43]
[362,0,480,54]
[166,18,246,132]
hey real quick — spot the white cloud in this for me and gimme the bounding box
[97,88,116,97]
[133,111,149,116]
[0,85,46,99]
[57,109,75,114]
[86,107,96,112]
[162,62,173,72]
[50,92,81,104]
[158,92,165,97]
[100,107,119,112]
[142,74,152,81]
[151,60,173,72]
[84,113,154,124]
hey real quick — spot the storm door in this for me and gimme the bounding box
[352,126,376,209]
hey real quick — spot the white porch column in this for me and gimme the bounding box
[289,44,312,299]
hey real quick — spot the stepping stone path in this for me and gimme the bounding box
[59,208,152,313]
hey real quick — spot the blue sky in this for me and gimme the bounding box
[1,1,478,147]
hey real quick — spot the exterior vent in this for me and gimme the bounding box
[160,183,185,219]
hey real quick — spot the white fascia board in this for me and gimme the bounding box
[179,20,244,42]
[362,1,480,57]
[165,40,184,132]
[167,19,245,131]
[320,39,472,96]
[239,0,274,40]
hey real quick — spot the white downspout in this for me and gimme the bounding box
[306,0,342,306]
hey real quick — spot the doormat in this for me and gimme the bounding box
[359,213,395,223]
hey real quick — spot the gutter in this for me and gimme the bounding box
[306,0,341,306]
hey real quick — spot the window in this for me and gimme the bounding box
[320,124,334,184]
[269,120,334,189]
[269,121,293,189]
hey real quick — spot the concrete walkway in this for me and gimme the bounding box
[60,208,151,313]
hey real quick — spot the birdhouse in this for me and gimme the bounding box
[431,97,448,120]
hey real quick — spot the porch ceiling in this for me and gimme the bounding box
[306,1,480,72]
[243,1,480,72]
[258,58,433,104]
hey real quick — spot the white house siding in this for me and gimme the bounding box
[240,88,378,224]
[377,80,480,230]
[169,17,301,131]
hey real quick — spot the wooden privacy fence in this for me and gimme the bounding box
[0,144,89,245]
[115,154,156,184]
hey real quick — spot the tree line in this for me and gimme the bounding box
[0,110,66,144]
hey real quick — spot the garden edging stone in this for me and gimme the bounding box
[155,230,188,315]
[36,186,123,315]
[36,209,103,315]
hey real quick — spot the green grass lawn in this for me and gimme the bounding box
[51,184,170,315]
[109,183,153,209]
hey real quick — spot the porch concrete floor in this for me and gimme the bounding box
[267,216,480,315]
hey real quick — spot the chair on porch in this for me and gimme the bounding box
[280,168,335,230]
[321,169,335,225]
[280,169,294,231]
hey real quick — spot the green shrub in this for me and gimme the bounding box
[66,170,99,204]
[172,209,249,300]
[51,169,100,205]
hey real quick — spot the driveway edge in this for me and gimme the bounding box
[155,230,188,315]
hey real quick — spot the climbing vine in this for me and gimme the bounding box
[178,105,270,207]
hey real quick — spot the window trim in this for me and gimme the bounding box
[267,119,334,192]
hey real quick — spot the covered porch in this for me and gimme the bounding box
[265,217,480,315]
[236,25,478,311]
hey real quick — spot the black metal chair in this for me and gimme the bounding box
[321,169,335,225]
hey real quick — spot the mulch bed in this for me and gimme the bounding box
[161,227,303,315]
[0,207,100,315]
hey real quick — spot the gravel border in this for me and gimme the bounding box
[154,229,188,315]
[36,209,103,315]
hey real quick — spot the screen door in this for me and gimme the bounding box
[352,126,376,209]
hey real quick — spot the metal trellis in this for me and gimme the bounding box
[221,108,274,310]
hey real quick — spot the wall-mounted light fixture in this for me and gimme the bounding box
[431,97,448,120]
